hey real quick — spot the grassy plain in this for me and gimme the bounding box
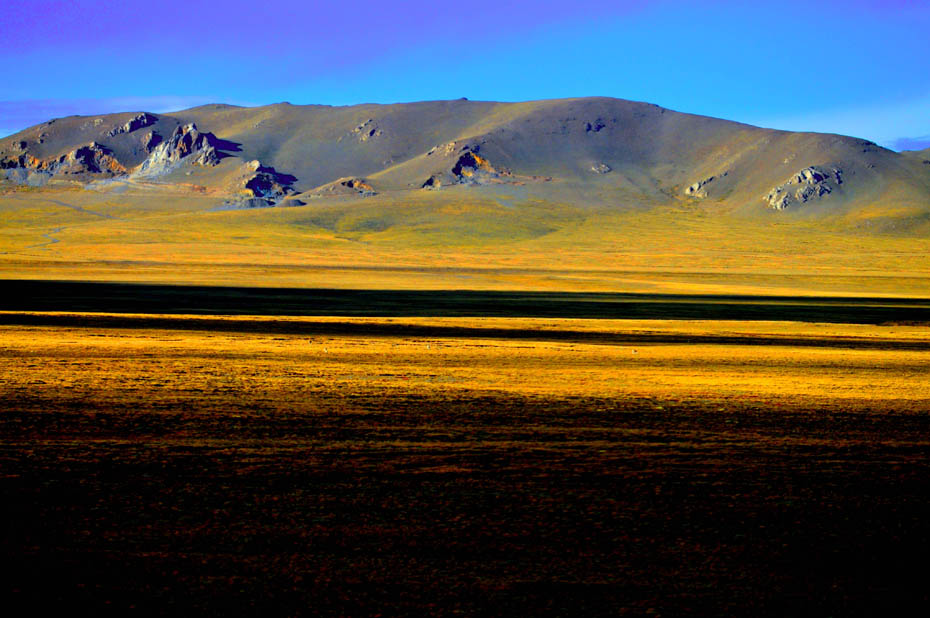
[3,313,930,614]
[2,175,929,613]
[1,185,929,296]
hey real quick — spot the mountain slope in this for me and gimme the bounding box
[2,97,929,227]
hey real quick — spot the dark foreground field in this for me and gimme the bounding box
[4,279,930,323]
[2,299,930,615]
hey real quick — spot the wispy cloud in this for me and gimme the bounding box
[0,96,245,137]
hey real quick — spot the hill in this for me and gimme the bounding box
[1,97,928,296]
[4,97,930,217]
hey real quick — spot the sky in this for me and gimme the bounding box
[2,0,929,150]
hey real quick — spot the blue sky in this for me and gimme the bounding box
[2,0,929,150]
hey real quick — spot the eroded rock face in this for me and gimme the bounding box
[764,166,842,210]
[107,113,157,137]
[134,123,220,177]
[684,171,727,198]
[58,142,127,175]
[141,131,162,153]
[0,141,126,177]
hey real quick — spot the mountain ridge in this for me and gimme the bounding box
[2,96,929,231]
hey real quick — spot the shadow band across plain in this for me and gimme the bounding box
[2,279,930,325]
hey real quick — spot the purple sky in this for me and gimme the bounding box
[2,0,929,149]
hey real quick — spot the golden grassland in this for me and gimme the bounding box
[1,185,928,296]
[4,314,929,411]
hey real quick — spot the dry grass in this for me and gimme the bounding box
[1,186,929,296]
[2,315,929,407]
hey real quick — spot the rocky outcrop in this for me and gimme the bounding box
[134,123,220,177]
[451,150,500,185]
[339,178,375,196]
[307,176,375,198]
[346,118,383,143]
[58,143,127,175]
[590,163,611,174]
[241,160,295,201]
[764,166,842,210]
[218,160,297,208]
[0,141,126,177]
[426,141,460,157]
[106,113,157,137]
[684,171,727,198]
[422,142,515,188]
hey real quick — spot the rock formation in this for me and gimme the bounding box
[764,166,842,210]
[347,119,383,143]
[141,131,162,153]
[339,178,376,196]
[685,172,727,198]
[1,117,299,205]
[241,160,295,202]
[58,143,127,175]
[106,113,157,137]
[0,141,126,177]
[421,142,516,189]
[426,141,460,157]
[451,150,500,185]
[134,123,220,177]
[306,176,375,198]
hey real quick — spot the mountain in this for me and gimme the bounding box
[3,97,929,222]
[1,97,929,296]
